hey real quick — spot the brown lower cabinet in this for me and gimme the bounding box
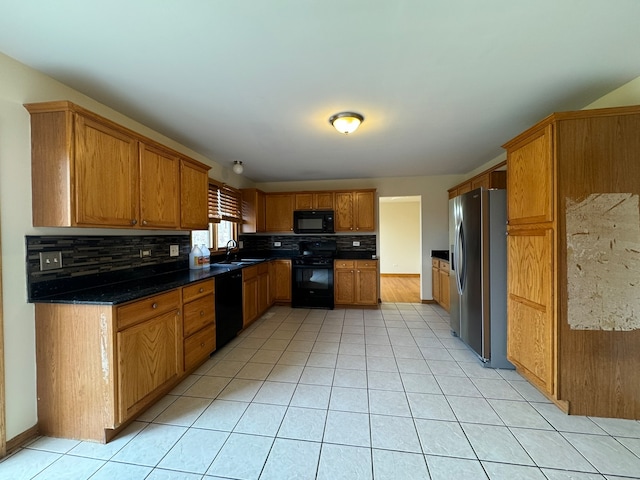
[431,258,450,311]
[334,259,379,306]
[271,259,292,302]
[34,280,216,443]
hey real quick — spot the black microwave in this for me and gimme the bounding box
[293,210,335,234]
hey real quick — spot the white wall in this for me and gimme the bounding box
[379,200,421,274]
[0,52,245,441]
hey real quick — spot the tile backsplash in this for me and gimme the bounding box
[239,234,376,255]
[26,233,377,301]
[26,234,191,300]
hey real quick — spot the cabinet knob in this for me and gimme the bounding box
[199,287,204,293]
[142,220,148,226]
[200,342,205,347]
[131,219,137,225]
[152,302,158,309]
[200,310,205,316]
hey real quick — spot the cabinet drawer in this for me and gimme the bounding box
[243,265,258,280]
[183,279,214,303]
[356,260,377,269]
[439,261,450,273]
[117,290,181,330]
[335,260,355,269]
[184,323,216,371]
[183,295,215,337]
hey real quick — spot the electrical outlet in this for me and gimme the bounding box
[139,249,152,258]
[353,241,361,247]
[39,251,62,271]
[274,241,282,247]
[169,245,179,257]
[239,241,244,249]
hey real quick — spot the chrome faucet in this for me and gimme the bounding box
[225,239,238,261]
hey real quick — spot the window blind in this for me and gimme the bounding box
[208,181,241,223]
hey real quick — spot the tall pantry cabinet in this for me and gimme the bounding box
[503,105,640,419]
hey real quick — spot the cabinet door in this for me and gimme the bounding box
[272,259,292,301]
[180,158,209,230]
[438,269,450,311]
[457,182,472,196]
[356,268,378,305]
[265,194,294,232]
[507,228,555,395]
[243,276,258,327]
[334,268,355,304]
[432,265,441,303]
[334,192,354,231]
[507,125,554,225]
[117,309,180,423]
[471,173,489,191]
[75,114,139,227]
[258,271,270,314]
[315,192,334,210]
[139,143,180,228]
[241,189,266,233]
[294,193,314,210]
[354,191,375,231]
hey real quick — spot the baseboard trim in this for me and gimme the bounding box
[5,424,38,456]
[422,299,436,304]
[380,273,420,278]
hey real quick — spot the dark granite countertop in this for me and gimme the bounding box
[32,262,258,306]
[431,250,449,261]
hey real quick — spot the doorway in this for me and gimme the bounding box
[378,196,421,303]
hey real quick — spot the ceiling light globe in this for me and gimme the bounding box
[232,161,244,174]
[329,112,364,134]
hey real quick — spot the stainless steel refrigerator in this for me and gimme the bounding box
[449,187,512,369]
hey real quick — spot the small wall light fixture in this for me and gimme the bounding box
[329,112,364,135]
[232,160,244,174]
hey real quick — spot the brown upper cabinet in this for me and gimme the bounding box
[294,192,334,210]
[139,142,180,229]
[448,166,506,199]
[241,188,266,233]
[179,158,210,230]
[25,101,210,230]
[265,193,295,232]
[251,189,375,233]
[334,190,376,232]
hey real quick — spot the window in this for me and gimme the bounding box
[200,181,242,252]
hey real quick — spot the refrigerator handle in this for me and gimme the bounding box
[454,222,464,295]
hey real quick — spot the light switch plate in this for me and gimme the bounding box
[39,251,62,271]
[169,245,179,257]
[353,241,361,247]
[274,241,282,247]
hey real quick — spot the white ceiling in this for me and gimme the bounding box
[1,1,640,183]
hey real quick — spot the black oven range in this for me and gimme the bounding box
[291,240,337,309]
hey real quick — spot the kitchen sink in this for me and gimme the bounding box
[214,259,263,266]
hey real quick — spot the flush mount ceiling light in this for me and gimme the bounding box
[329,112,364,135]
[232,160,244,174]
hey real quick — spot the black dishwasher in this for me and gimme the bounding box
[214,270,244,348]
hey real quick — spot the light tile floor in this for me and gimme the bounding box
[3,303,640,479]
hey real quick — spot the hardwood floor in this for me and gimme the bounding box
[380,274,421,303]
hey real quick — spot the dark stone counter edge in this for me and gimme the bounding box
[431,250,449,261]
[31,262,256,306]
